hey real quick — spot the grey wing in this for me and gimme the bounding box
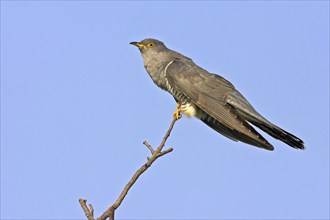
[165,58,274,150]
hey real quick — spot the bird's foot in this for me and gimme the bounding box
[173,109,182,120]
[173,102,182,120]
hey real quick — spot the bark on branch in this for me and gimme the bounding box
[79,118,178,220]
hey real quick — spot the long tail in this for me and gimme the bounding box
[249,119,305,150]
[226,92,305,150]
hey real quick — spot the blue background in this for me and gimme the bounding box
[1,1,329,219]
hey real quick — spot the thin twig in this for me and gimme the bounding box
[143,140,154,154]
[79,198,95,220]
[79,117,178,220]
[156,117,177,153]
[159,147,173,156]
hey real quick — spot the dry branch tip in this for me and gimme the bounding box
[80,118,178,220]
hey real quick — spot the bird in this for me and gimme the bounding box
[130,38,305,151]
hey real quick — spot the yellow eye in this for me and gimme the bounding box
[147,43,154,48]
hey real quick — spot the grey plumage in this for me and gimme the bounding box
[130,38,304,151]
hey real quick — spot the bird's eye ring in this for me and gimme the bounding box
[147,43,154,48]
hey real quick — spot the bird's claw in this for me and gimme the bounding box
[173,102,182,120]
[173,109,182,120]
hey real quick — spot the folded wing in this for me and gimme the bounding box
[165,58,274,150]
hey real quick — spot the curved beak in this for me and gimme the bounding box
[130,41,145,49]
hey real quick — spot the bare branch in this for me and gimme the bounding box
[79,117,178,220]
[88,204,94,218]
[79,198,95,220]
[143,140,154,154]
[159,147,173,156]
[155,117,177,153]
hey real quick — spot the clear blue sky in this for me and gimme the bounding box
[1,1,329,219]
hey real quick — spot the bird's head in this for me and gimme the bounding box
[130,38,167,54]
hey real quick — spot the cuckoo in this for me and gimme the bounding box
[130,38,305,151]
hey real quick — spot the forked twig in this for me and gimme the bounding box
[79,118,178,220]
